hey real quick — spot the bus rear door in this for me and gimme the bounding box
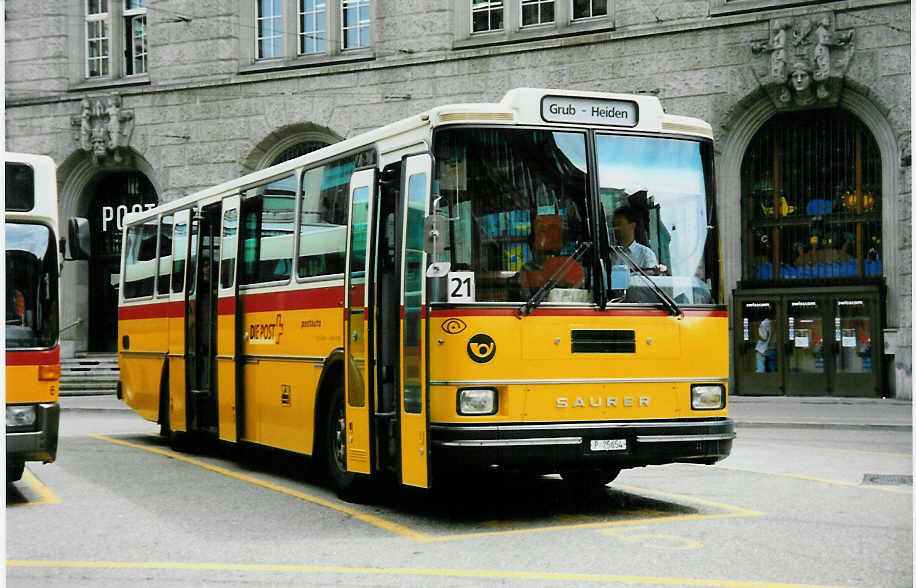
[217,196,240,441]
[167,209,191,434]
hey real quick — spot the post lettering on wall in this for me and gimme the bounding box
[100,203,157,233]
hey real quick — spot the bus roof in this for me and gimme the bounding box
[123,88,712,226]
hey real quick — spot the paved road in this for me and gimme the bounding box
[7,405,912,587]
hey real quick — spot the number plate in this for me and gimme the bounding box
[590,439,627,451]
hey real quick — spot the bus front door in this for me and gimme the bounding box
[344,169,377,475]
[396,154,432,488]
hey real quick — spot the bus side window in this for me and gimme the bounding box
[157,215,173,296]
[298,159,355,279]
[240,174,296,286]
[123,220,158,299]
[171,219,188,293]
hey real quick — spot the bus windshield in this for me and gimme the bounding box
[433,127,592,303]
[596,134,717,305]
[5,223,59,349]
[432,127,719,305]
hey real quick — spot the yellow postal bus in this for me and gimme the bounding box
[4,153,62,482]
[111,88,733,496]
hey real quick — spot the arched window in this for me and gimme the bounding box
[742,110,882,282]
[271,140,328,166]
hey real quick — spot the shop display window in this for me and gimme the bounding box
[742,110,882,283]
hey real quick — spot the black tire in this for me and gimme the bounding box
[323,383,368,501]
[560,468,620,490]
[7,462,25,483]
[159,386,189,452]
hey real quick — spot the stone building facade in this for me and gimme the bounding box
[4,0,910,398]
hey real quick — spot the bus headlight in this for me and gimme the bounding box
[6,405,38,429]
[691,384,725,410]
[457,388,497,415]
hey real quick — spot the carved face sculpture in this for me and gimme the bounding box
[90,126,109,157]
[790,66,811,92]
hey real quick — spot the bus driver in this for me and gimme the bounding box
[611,205,659,270]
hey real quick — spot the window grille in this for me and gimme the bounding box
[742,110,882,283]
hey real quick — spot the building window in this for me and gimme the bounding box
[742,110,882,283]
[571,0,607,20]
[472,0,504,33]
[341,0,371,50]
[248,0,371,65]
[257,0,284,59]
[299,0,327,54]
[462,0,609,44]
[86,0,110,78]
[124,0,147,75]
[521,0,554,27]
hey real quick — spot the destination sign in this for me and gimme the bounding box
[541,96,638,127]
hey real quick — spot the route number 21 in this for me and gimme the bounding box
[447,271,475,303]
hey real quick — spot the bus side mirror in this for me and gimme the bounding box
[68,217,91,260]
[424,213,450,278]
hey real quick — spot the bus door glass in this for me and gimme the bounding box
[217,195,240,441]
[168,209,191,432]
[345,168,376,475]
[398,153,432,488]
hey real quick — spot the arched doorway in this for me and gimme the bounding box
[87,172,158,351]
[734,108,885,397]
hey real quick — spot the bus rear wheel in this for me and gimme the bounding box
[323,384,368,501]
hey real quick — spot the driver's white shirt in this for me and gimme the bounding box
[613,240,658,269]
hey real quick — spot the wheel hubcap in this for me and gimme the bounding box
[332,405,346,470]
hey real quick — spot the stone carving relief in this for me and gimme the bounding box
[71,95,135,165]
[751,13,854,109]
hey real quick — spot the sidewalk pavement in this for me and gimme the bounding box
[59,393,913,431]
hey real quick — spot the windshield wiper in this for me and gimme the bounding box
[610,245,683,317]
[518,242,591,318]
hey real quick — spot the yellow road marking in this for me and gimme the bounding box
[91,435,764,543]
[698,465,913,494]
[7,470,61,507]
[90,434,435,543]
[5,559,852,587]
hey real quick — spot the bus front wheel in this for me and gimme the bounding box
[323,384,368,501]
[560,468,620,489]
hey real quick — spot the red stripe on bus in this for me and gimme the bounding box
[118,301,184,320]
[428,308,727,318]
[6,346,60,366]
[218,297,236,315]
[240,286,344,313]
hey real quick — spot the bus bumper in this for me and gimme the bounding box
[429,417,734,473]
[6,402,60,464]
